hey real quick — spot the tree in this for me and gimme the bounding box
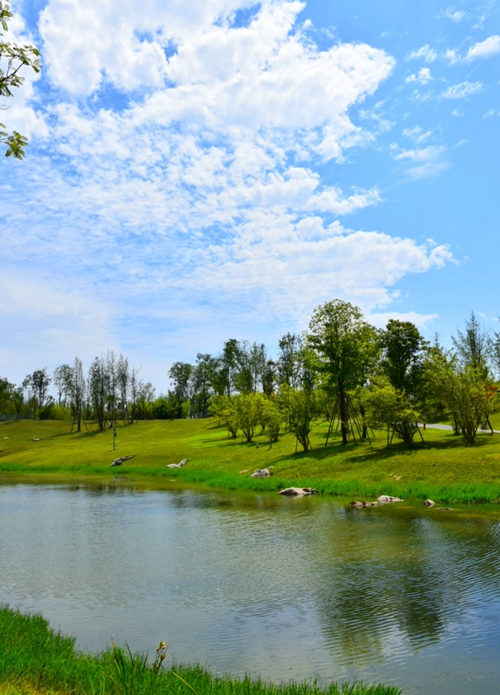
[218,339,241,397]
[88,357,107,430]
[259,395,282,442]
[379,320,429,396]
[209,394,239,438]
[277,333,304,387]
[279,385,322,452]
[116,354,130,422]
[0,375,11,413]
[191,353,217,417]
[307,299,375,445]
[261,359,276,396]
[53,364,73,406]
[452,311,489,371]
[360,379,422,447]
[0,1,41,158]
[135,381,155,419]
[168,362,193,408]
[23,368,53,419]
[11,384,24,420]
[425,350,496,444]
[488,321,500,380]
[69,357,86,432]
[233,393,263,442]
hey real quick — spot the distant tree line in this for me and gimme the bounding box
[0,353,155,432]
[1,300,499,447]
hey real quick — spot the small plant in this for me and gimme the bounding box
[104,640,164,695]
[104,639,200,695]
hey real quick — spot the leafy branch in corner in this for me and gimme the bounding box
[0,0,41,159]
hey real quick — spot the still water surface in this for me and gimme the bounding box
[1,483,500,694]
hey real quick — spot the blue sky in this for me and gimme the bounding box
[1,0,500,391]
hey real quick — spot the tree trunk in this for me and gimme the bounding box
[339,385,348,445]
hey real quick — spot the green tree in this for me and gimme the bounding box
[360,379,422,447]
[88,357,107,430]
[0,1,41,158]
[209,394,239,438]
[426,354,496,444]
[22,368,53,419]
[53,364,73,406]
[260,395,282,442]
[69,357,86,432]
[452,311,489,371]
[277,332,304,387]
[379,319,429,395]
[233,392,262,442]
[218,339,241,397]
[0,375,10,410]
[168,362,193,417]
[279,385,322,452]
[307,299,375,445]
[192,353,217,417]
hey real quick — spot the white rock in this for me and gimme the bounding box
[377,495,404,504]
[279,487,318,497]
[251,468,270,478]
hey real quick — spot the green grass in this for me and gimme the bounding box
[2,417,500,503]
[0,606,401,695]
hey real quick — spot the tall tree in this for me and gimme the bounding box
[379,320,429,396]
[116,354,130,422]
[0,375,12,414]
[169,362,193,407]
[69,357,86,432]
[53,364,73,406]
[218,339,241,397]
[88,357,107,430]
[452,311,489,371]
[0,1,41,158]
[307,299,375,445]
[192,353,217,417]
[23,368,53,419]
[277,333,303,387]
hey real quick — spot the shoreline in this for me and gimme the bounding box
[2,418,500,505]
[2,468,500,509]
[0,606,401,695]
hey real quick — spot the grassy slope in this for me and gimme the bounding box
[1,418,500,503]
[0,607,401,695]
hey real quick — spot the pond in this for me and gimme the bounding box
[0,482,499,694]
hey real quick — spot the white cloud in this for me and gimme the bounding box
[39,0,259,96]
[392,144,447,179]
[441,7,466,22]
[444,48,459,65]
[441,81,482,99]
[402,126,433,144]
[405,67,432,84]
[394,145,445,162]
[0,0,454,381]
[369,311,439,329]
[445,36,500,64]
[465,35,500,61]
[406,45,438,62]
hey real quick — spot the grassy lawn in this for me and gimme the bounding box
[2,417,500,503]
